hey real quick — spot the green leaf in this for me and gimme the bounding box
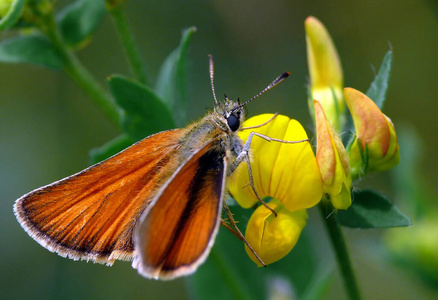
[337,190,411,228]
[187,204,316,300]
[0,35,62,69]
[0,0,25,29]
[108,75,175,141]
[57,0,105,48]
[391,126,430,218]
[89,134,134,164]
[344,51,393,146]
[155,26,196,125]
[366,50,392,109]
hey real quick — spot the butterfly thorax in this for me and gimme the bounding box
[176,99,245,166]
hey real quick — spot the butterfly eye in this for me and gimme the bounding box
[227,114,240,132]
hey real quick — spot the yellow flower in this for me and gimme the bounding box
[228,114,322,265]
[244,199,308,266]
[228,114,322,266]
[305,16,345,133]
[228,114,323,212]
[314,100,352,209]
[344,88,400,177]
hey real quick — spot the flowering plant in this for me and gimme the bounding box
[1,2,416,299]
[219,15,409,300]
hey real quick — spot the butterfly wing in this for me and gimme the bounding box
[14,129,185,264]
[133,140,227,280]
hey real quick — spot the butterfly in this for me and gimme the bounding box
[14,55,292,280]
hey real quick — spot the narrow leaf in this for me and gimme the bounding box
[344,51,393,145]
[108,75,175,141]
[89,134,134,164]
[57,0,105,48]
[0,0,25,29]
[155,26,196,125]
[366,50,392,109]
[0,35,62,69]
[337,189,411,228]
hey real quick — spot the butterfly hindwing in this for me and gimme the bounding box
[134,140,227,279]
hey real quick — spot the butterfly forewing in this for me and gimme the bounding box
[134,140,226,279]
[14,129,185,264]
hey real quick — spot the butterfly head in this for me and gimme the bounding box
[214,97,245,133]
[208,54,289,133]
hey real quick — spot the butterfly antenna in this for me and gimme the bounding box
[233,72,290,112]
[208,54,219,106]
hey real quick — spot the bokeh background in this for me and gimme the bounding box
[1,0,437,299]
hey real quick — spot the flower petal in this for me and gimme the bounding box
[245,199,308,266]
[228,114,323,212]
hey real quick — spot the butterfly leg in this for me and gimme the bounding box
[234,130,309,168]
[228,144,277,216]
[220,219,241,240]
[222,201,266,267]
[230,131,309,216]
[240,112,278,131]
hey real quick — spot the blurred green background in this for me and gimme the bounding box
[1,0,437,299]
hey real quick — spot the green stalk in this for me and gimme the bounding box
[61,49,121,127]
[209,248,250,300]
[318,201,362,300]
[107,3,148,85]
[39,8,121,127]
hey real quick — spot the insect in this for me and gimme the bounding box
[14,55,300,280]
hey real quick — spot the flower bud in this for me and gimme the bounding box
[0,0,24,29]
[344,88,400,177]
[305,16,345,132]
[314,100,352,209]
[0,0,13,18]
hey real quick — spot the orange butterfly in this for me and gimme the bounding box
[14,56,292,280]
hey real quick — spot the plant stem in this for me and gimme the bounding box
[107,4,148,85]
[62,50,122,127]
[318,202,362,300]
[41,10,121,127]
[209,248,250,300]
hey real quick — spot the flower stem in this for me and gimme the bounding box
[61,50,122,127]
[40,8,121,127]
[209,248,250,300]
[107,3,148,85]
[318,201,362,300]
